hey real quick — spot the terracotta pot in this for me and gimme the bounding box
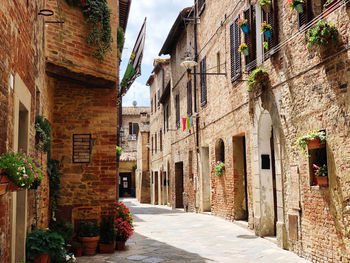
[262,4,272,13]
[73,247,83,257]
[116,240,126,250]
[79,236,100,256]
[0,173,9,184]
[99,242,116,253]
[317,176,328,187]
[32,253,50,263]
[307,137,325,150]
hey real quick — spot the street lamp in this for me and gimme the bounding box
[180,55,226,76]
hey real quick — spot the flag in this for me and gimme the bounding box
[187,117,190,130]
[119,18,147,97]
[190,117,193,127]
[182,118,187,131]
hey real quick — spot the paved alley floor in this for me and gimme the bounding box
[77,199,310,263]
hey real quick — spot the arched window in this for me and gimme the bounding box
[215,139,225,163]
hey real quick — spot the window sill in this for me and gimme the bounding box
[310,185,329,191]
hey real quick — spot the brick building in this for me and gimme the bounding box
[151,0,350,262]
[0,0,130,262]
[119,106,150,198]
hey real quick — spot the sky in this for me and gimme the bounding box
[120,0,193,107]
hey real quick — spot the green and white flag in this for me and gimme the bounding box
[120,18,146,97]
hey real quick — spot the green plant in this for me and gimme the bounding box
[288,0,304,10]
[295,130,326,156]
[47,159,62,215]
[247,67,268,92]
[323,0,334,8]
[263,41,269,50]
[78,222,100,237]
[0,151,44,189]
[117,27,125,54]
[114,202,134,227]
[214,161,225,177]
[238,18,248,28]
[238,43,248,53]
[65,0,112,61]
[116,146,123,158]
[35,115,52,152]
[258,0,271,5]
[260,21,272,32]
[49,218,74,244]
[100,216,116,244]
[305,20,338,49]
[132,165,137,171]
[26,230,65,260]
[314,164,328,177]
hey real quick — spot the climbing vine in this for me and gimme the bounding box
[66,0,112,61]
[47,158,63,216]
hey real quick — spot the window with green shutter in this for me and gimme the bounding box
[230,17,241,82]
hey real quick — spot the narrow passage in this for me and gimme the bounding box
[77,199,310,263]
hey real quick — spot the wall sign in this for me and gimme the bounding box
[73,134,91,163]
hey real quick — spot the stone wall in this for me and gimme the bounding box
[136,130,151,203]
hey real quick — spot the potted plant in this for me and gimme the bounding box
[214,161,225,177]
[26,229,66,263]
[114,202,134,250]
[99,216,116,253]
[258,0,272,12]
[238,43,249,56]
[247,67,269,92]
[313,164,328,187]
[71,241,83,257]
[305,20,338,49]
[35,116,51,153]
[295,130,326,156]
[78,222,100,256]
[0,151,44,191]
[0,169,9,195]
[49,218,74,246]
[288,0,305,13]
[261,21,272,38]
[238,18,249,33]
[116,146,123,159]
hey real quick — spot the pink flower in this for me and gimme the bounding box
[24,160,28,164]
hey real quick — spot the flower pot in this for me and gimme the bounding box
[241,24,249,33]
[295,3,304,13]
[264,30,272,38]
[99,242,116,253]
[0,184,8,195]
[317,176,328,187]
[262,4,272,13]
[79,236,100,256]
[242,48,249,56]
[32,253,50,263]
[307,137,325,150]
[73,247,83,257]
[115,240,126,250]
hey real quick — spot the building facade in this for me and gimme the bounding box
[0,0,130,262]
[119,106,150,198]
[151,0,350,262]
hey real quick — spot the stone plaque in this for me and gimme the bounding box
[73,134,91,163]
[288,214,298,241]
[288,165,300,210]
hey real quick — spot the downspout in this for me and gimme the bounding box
[193,2,199,153]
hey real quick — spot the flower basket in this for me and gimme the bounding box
[294,3,304,13]
[214,161,225,177]
[31,253,50,263]
[317,176,328,187]
[241,24,249,33]
[305,21,338,49]
[307,137,326,150]
[116,241,126,250]
[264,30,272,38]
[262,4,272,13]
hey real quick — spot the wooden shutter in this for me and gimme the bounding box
[262,2,278,60]
[244,6,256,71]
[129,122,132,135]
[187,80,192,115]
[200,57,207,105]
[155,133,157,153]
[175,94,180,128]
[230,17,241,81]
[298,0,312,29]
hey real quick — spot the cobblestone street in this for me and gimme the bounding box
[77,199,310,263]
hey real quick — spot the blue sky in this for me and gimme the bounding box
[120,0,193,107]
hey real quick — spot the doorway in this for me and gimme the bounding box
[200,147,211,212]
[119,172,133,197]
[258,111,277,236]
[175,162,184,208]
[154,171,159,205]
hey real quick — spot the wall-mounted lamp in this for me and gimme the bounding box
[180,56,227,76]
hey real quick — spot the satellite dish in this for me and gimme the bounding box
[132,100,137,107]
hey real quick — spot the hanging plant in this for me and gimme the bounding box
[247,67,268,92]
[261,21,272,38]
[258,0,272,12]
[263,41,269,50]
[238,18,249,33]
[305,20,338,49]
[116,146,123,158]
[117,27,125,58]
[295,130,326,156]
[214,161,225,177]
[65,0,112,61]
[288,0,305,13]
[35,116,51,153]
[238,43,249,56]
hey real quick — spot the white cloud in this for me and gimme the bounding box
[122,81,150,107]
[121,0,193,106]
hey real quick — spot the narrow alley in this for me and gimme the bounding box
[77,199,310,263]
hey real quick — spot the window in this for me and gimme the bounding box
[230,17,241,81]
[152,136,154,155]
[198,0,205,14]
[160,130,162,151]
[262,1,278,60]
[244,6,257,71]
[200,57,207,106]
[187,80,192,116]
[154,94,156,112]
[151,98,153,114]
[217,52,221,73]
[309,131,328,187]
[215,138,225,163]
[129,122,139,135]
[157,89,160,108]
[298,0,312,29]
[175,94,180,128]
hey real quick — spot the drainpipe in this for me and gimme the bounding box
[193,2,199,153]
